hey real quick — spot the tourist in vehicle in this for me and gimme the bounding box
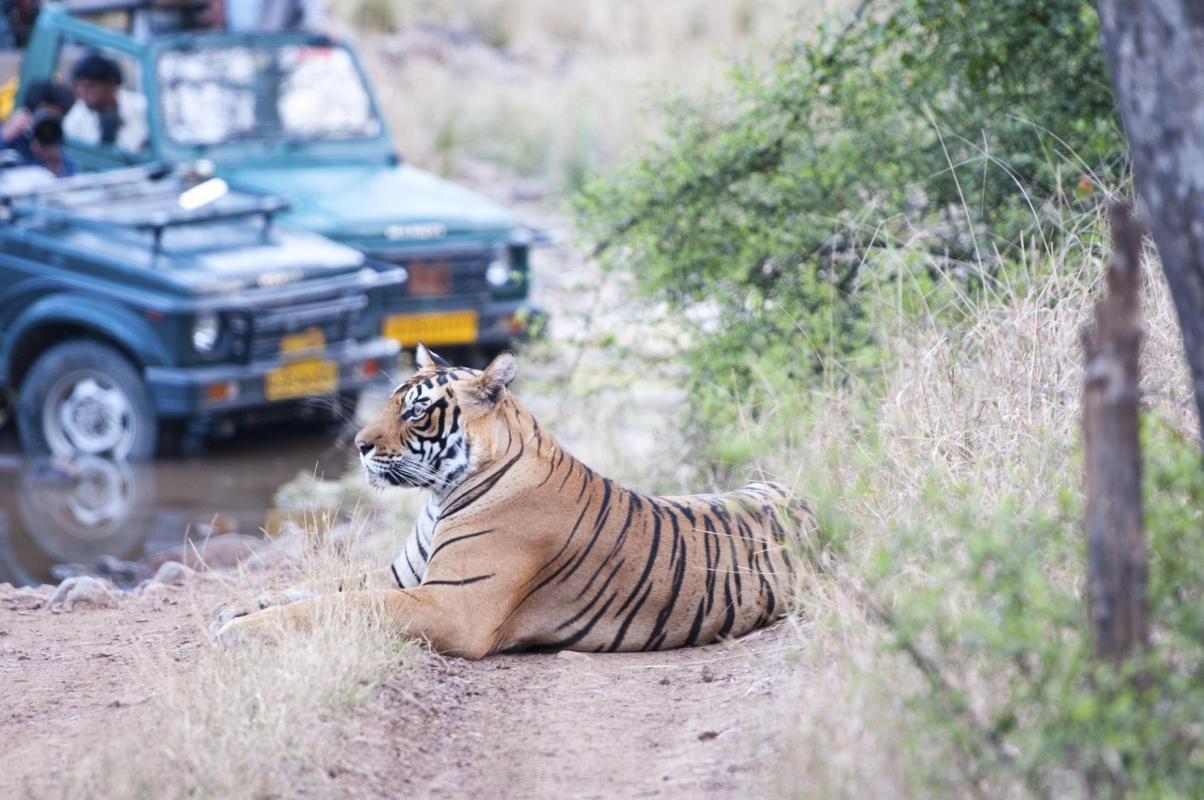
[62,52,148,154]
[1,80,76,177]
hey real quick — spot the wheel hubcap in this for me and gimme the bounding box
[44,372,137,457]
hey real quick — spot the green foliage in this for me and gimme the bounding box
[873,419,1204,796]
[578,0,1123,441]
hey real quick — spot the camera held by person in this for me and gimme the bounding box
[1,80,77,177]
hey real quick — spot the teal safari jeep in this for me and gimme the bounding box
[0,162,402,459]
[15,4,539,359]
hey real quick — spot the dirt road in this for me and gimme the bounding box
[334,626,798,799]
[0,579,798,799]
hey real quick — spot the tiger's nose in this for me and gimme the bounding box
[355,439,374,456]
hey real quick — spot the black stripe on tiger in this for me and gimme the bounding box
[424,573,495,587]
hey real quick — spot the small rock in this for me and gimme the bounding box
[49,576,117,611]
[152,561,194,586]
[108,696,148,708]
[658,677,670,686]
[700,665,716,683]
[555,650,592,662]
[96,555,140,583]
[698,730,719,741]
[139,583,175,601]
[5,588,47,610]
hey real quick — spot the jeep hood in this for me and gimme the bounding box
[54,226,369,297]
[219,163,515,240]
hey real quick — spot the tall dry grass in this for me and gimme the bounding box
[739,204,1196,796]
[333,0,855,191]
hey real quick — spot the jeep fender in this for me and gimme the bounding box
[2,295,172,385]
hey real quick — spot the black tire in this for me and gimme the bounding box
[17,340,158,460]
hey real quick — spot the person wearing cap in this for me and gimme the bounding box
[61,52,148,154]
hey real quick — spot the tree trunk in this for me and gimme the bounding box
[1083,203,1148,661]
[1098,0,1204,440]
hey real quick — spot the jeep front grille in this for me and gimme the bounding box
[368,250,491,298]
[245,294,367,361]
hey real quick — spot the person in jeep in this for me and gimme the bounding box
[1,79,75,176]
[62,52,148,154]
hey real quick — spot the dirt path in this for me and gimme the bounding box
[0,580,228,796]
[0,580,798,799]
[334,625,797,800]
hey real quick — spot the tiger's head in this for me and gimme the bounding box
[355,343,518,492]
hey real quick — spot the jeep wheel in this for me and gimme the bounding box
[18,341,157,460]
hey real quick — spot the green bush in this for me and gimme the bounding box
[578,0,1123,441]
[871,419,1204,797]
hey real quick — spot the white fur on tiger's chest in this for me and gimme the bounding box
[391,497,440,588]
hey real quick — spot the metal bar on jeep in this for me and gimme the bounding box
[62,0,207,16]
[0,163,174,204]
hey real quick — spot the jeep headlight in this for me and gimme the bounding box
[192,313,220,353]
[486,250,511,288]
[486,245,514,288]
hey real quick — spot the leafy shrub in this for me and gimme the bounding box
[869,418,1204,797]
[578,0,1124,441]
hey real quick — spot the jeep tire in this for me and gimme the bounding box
[18,340,158,460]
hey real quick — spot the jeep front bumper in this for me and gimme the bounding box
[144,336,400,418]
[379,299,544,349]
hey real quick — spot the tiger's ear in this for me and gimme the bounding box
[468,351,517,406]
[415,342,451,370]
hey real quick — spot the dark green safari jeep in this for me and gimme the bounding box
[0,162,402,459]
[14,3,540,359]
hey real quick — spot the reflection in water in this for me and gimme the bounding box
[0,428,352,588]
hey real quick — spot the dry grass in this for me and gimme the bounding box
[333,0,855,191]
[738,204,1196,796]
[57,504,424,799]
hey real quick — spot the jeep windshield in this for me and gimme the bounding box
[157,43,382,147]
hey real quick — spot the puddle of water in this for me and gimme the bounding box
[0,424,356,588]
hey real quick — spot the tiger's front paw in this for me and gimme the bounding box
[212,589,314,632]
[211,613,261,649]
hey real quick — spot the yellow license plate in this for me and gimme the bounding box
[383,310,478,346]
[265,359,338,401]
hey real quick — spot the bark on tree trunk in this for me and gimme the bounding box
[1098,0,1204,439]
[1082,203,1149,661]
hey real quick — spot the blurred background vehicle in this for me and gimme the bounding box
[0,162,401,458]
[10,1,542,368]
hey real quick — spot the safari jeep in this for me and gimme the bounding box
[0,163,402,459]
[15,4,540,360]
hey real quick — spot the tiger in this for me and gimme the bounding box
[215,344,814,659]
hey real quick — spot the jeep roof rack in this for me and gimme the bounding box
[2,162,290,252]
